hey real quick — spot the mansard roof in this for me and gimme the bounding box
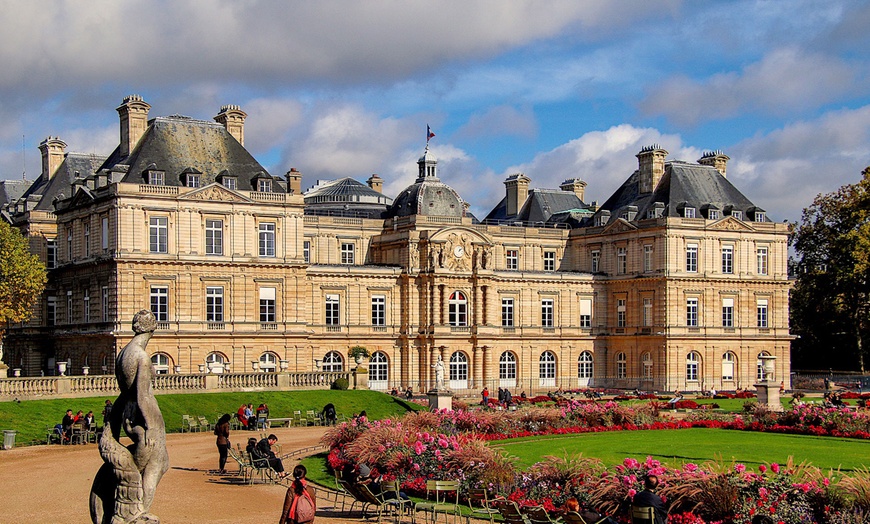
[22,153,106,211]
[485,188,591,225]
[99,116,277,191]
[597,161,763,224]
[0,180,28,207]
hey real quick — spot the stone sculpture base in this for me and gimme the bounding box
[755,382,783,412]
[427,390,453,411]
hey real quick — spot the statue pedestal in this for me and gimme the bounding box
[755,382,783,412]
[0,364,8,379]
[427,390,453,411]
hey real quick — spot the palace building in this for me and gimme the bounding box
[2,96,792,394]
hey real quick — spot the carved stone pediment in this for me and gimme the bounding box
[709,217,755,231]
[602,218,637,234]
[181,184,250,203]
[443,232,472,272]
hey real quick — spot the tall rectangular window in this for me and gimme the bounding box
[149,217,168,253]
[643,297,653,327]
[643,245,653,272]
[205,219,223,256]
[687,297,699,327]
[341,242,355,265]
[47,239,57,269]
[205,287,223,322]
[506,249,518,270]
[101,286,109,322]
[541,298,554,327]
[757,247,768,275]
[150,286,169,322]
[722,245,733,274]
[501,297,514,327]
[303,240,310,263]
[722,297,734,327]
[579,298,592,328]
[757,299,768,328]
[101,217,109,250]
[325,294,340,325]
[258,222,275,257]
[686,243,698,272]
[617,247,627,274]
[260,287,276,323]
[67,227,73,260]
[591,250,600,272]
[371,295,385,326]
[83,289,90,323]
[83,223,90,257]
[47,296,57,326]
[67,291,73,323]
[543,251,555,272]
[616,299,626,327]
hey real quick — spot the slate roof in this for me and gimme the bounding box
[20,153,106,211]
[596,161,766,224]
[0,180,29,206]
[484,188,592,225]
[386,147,467,219]
[303,177,393,219]
[99,116,278,191]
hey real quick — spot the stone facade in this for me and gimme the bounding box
[2,97,792,395]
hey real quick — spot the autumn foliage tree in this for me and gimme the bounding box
[791,167,870,372]
[0,220,47,363]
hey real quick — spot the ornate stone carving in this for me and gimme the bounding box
[90,310,168,524]
[443,232,471,272]
[184,185,245,202]
[711,217,754,231]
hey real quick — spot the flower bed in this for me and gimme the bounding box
[322,402,870,523]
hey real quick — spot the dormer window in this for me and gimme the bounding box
[222,177,237,190]
[148,171,165,186]
[755,212,766,222]
[186,174,200,188]
[257,179,272,192]
[596,215,608,226]
[709,210,720,220]
[683,207,696,218]
[732,210,743,220]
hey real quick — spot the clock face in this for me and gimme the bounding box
[453,245,465,258]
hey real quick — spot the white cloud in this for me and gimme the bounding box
[641,47,859,125]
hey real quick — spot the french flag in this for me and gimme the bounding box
[427,125,435,142]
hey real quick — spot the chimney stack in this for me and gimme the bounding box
[698,150,730,178]
[637,145,668,194]
[286,168,302,195]
[38,137,67,181]
[559,178,587,202]
[367,174,383,193]
[504,173,531,217]
[214,105,247,146]
[117,95,151,158]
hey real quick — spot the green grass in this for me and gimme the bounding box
[493,428,870,472]
[0,390,423,446]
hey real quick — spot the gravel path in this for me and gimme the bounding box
[0,426,374,524]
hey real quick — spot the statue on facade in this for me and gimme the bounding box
[90,310,169,524]
[432,354,446,391]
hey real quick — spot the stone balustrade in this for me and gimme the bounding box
[0,370,359,402]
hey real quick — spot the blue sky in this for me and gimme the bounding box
[1,0,869,221]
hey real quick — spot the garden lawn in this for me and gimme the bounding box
[494,428,870,472]
[0,390,422,446]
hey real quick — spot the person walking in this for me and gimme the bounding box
[214,413,232,474]
[280,464,316,524]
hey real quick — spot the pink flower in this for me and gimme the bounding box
[624,458,640,469]
[759,464,767,473]
[684,463,698,472]
[759,487,768,498]
[627,489,637,498]
[414,440,425,455]
[735,464,746,473]
[771,463,780,474]
[823,478,830,487]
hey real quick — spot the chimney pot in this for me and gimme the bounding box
[38,137,67,181]
[504,173,531,217]
[215,105,248,146]
[117,95,151,158]
[698,150,730,178]
[637,145,668,193]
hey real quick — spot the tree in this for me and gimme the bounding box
[0,220,47,365]
[791,167,870,372]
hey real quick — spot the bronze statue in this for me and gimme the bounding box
[90,310,168,523]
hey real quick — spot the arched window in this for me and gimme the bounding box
[578,351,593,387]
[259,352,278,372]
[206,352,226,373]
[499,351,517,388]
[686,352,700,382]
[642,352,653,380]
[722,352,736,381]
[322,351,344,372]
[539,351,556,387]
[448,291,468,326]
[756,351,770,381]
[151,353,171,375]
[449,352,468,390]
[368,352,388,390]
[616,352,627,379]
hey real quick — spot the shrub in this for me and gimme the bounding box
[331,377,349,390]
